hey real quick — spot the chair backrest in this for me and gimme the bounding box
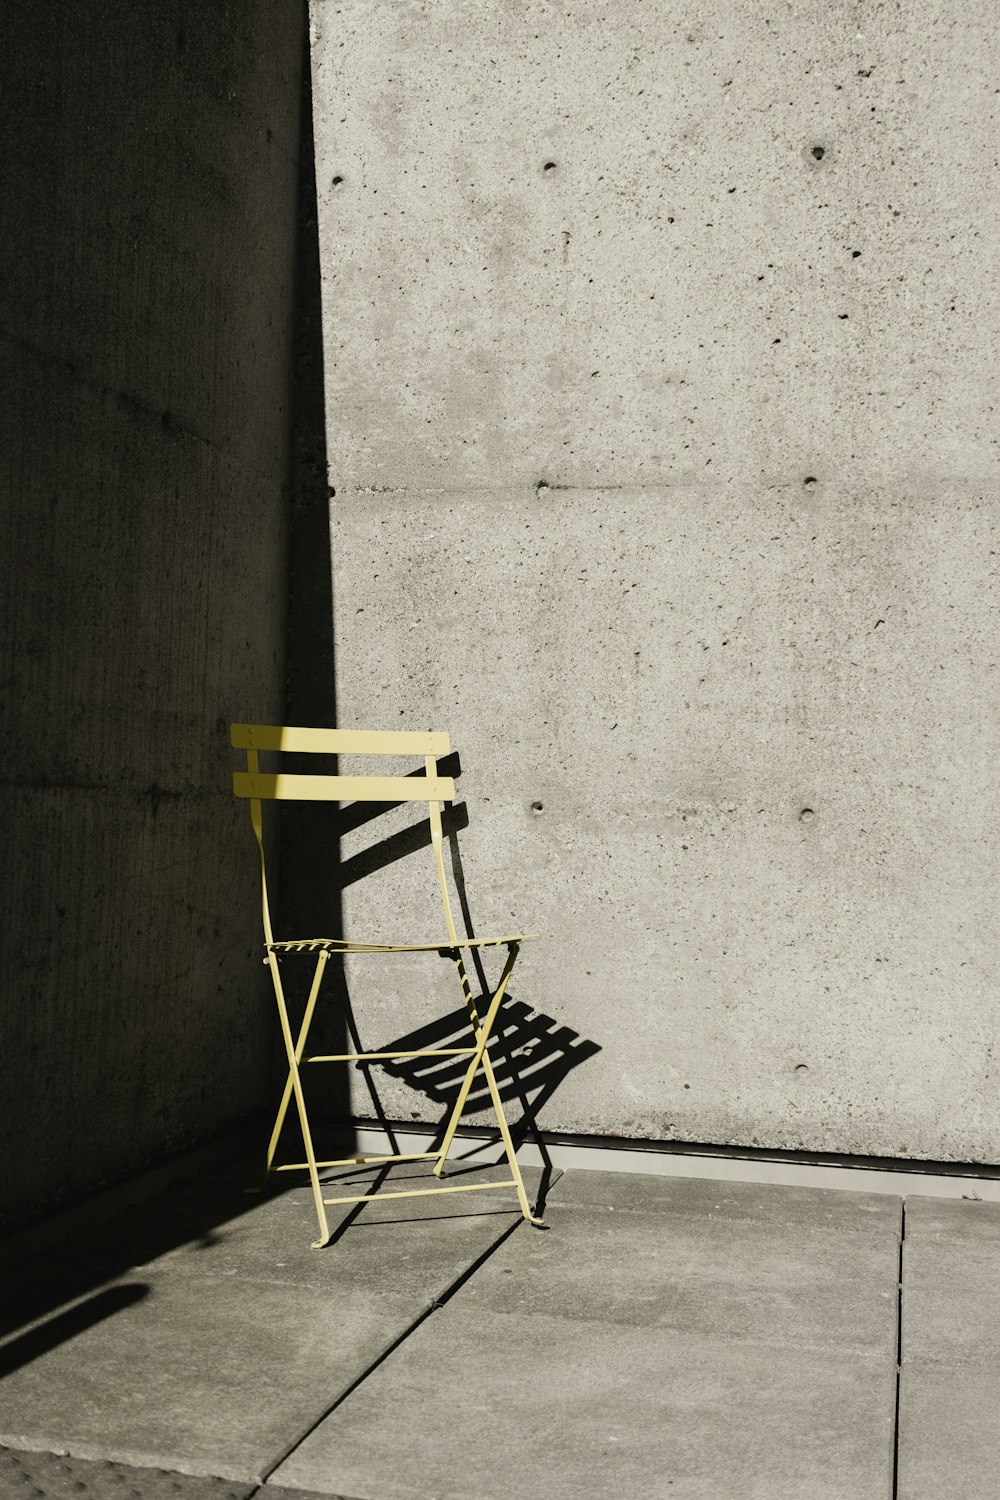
[232,723,455,804]
[231,723,459,945]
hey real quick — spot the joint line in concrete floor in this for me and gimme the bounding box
[891,1202,906,1500]
[251,1215,525,1491]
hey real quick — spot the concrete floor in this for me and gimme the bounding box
[0,1152,997,1500]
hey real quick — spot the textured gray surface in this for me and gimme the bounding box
[309,0,1000,1160]
[453,1203,898,1353]
[896,1195,1000,1498]
[265,1489,359,1500]
[543,1167,903,1232]
[272,1168,898,1499]
[903,1194,1000,1243]
[0,0,302,1230]
[897,1361,1000,1500]
[901,1238,1000,1363]
[0,1273,418,1481]
[0,1161,547,1481]
[18,1165,1000,1500]
[275,1312,896,1500]
[0,1447,254,1500]
[9,1154,546,1301]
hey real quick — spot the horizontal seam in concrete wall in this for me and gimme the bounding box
[343,481,683,497]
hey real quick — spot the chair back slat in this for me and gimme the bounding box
[232,724,449,756]
[233,771,456,804]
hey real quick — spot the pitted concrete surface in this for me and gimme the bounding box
[0,1448,256,1500]
[897,1195,1000,1500]
[309,0,1000,1162]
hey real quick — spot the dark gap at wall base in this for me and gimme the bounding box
[344,1115,1000,1181]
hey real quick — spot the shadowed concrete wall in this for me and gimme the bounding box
[310,1,1000,1160]
[1,1,304,1229]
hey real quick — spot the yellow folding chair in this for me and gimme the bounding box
[231,723,544,1247]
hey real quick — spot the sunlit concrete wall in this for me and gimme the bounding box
[0,1,303,1228]
[310,1,1000,1160]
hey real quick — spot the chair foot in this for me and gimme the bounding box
[524,1212,547,1228]
[311,1235,331,1249]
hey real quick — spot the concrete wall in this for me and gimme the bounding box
[0,0,304,1228]
[310,0,1000,1161]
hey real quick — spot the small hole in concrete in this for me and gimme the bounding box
[804,476,817,486]
[543,161,557,174]
[332,175,344,186]
[794,1063,809,1073]
[536,480,550,496]
[852,249,862,258]
[531,801,544,813]
[799,807,815,822]
[811,145,825,160]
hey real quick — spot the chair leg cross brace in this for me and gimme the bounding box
[261,941,542,1246]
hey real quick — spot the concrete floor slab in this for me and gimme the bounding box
[271,1170,899,1499]
[546,1168,902,1236]
[903,1194,1000,1243]
[901,1239,1000,1363]
[271,1307,896,1500]
[0,1162,908,1499]
[896,1361,1000,1500]
[4,1159,548,1318]
[265,1489,359,1500]
[91,1164,548,1298]
[0,1163,550,1482]
[0,1271,420,1481]
[451,1200,898,1352]
[896,1196,1000,1497]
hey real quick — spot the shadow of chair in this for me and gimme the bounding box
[373,998,601,1152]
[311,781,602,1230]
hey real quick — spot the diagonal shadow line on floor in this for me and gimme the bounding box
[251,1207,536,1488]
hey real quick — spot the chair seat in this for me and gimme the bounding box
[267,933,536,956]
